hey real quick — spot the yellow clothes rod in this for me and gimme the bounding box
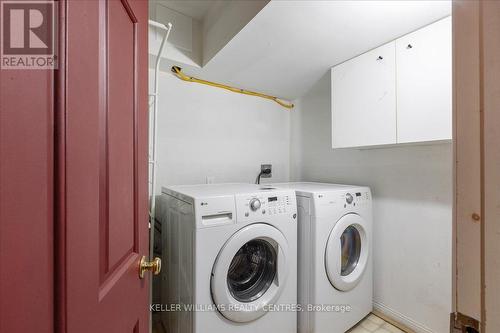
[171,66,294,109]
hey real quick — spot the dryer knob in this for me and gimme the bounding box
[249,198,261,211]
[346,193,353,204]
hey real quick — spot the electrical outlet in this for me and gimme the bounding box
[261,164,272,178]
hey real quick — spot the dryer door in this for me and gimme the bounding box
[211,223,289,323]
[325,213,369,291]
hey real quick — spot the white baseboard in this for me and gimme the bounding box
[373,301,435,333]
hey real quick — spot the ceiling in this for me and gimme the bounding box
[160,1,451,100]
[155,0,215,21]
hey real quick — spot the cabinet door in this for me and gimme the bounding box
[396,16,452,143]
[332,42,397,148]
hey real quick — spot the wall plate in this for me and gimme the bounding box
[261,164,272,178]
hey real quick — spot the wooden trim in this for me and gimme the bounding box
[451,6,457,317]
[98,0,110,283]
[451,312,480,332]
[452,2,500,331]
[372,310,415,333]
[452,0,482,323]
[54,0,67,331]
[480,2,500,331]
[477,2,486,331]
[132,1,140,254]
[120,0,138,23]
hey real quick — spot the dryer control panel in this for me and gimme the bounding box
[312,187,372,217]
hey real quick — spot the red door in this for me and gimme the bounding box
[56,0,150,332]
[0,10,55,333]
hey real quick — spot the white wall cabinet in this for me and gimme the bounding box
[396,16,452,143]
[332,43,397,148]
[331,17,451,149]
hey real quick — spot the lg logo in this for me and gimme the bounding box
[1,1,57,69]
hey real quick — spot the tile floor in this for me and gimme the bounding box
[348,314,405,333]
[153,312,406,333]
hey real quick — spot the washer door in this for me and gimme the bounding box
[211,223,289,323]
[325,213,369,291]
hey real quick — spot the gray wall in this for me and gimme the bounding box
[291,72,452,333]
[151,69,290,189]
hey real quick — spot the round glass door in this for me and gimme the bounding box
[340,226,362,276]
[325,214,369,291]
[211,223,289,323]
[227,239,277,303]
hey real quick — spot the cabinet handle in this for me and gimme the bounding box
[407,44,413,49]
[376,56,383,60]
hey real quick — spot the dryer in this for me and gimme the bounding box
[156,184,297,333]
[274,182,373,333]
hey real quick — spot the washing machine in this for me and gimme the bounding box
[156,183,297,333]
[274,182,372,333]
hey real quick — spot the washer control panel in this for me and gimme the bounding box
[249,198,262,211]
[236,191,296,221]
[342,190,371,207]
[345,193,354,204]
[265,195,291,215]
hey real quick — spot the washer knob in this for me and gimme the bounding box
[346,193,353,204]
[249,198,261,211]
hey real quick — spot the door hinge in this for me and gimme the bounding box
[451,312,480,333]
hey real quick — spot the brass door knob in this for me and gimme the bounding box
[139,256,161,279]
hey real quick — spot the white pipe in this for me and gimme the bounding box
[148,19,172,258]
[148,19,172,333]
[149,19,171,31]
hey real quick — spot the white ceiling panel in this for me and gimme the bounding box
[160,1,452,100]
